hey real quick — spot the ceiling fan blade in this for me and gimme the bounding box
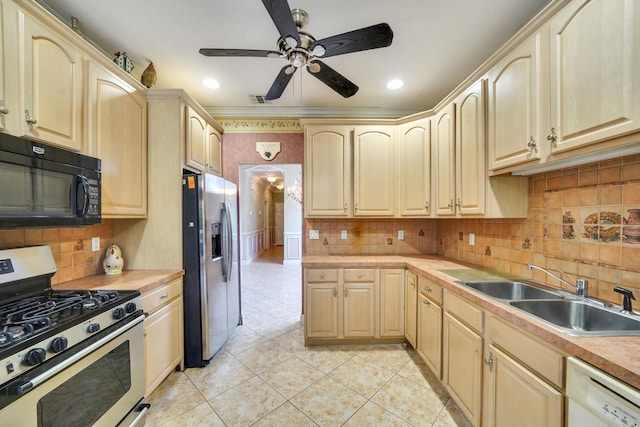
[262,0,301,48]
[307,60,359,98]
[265,65,297,100]
[199,48,282,58]
[310,23,393,58]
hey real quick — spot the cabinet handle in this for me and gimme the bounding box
[447,199,454,211]
[0,100,9,115]
[354,203,358,213]
[320,273,325,279]
[423,299,430,305]
[160,293,169,299]
[527,136,538,153]
[25,110,37,126]
[357,273,363,278]
[456,198,461,209]
[344,203,348,213]
[484,352,494,372]
[424,201,430,212]
[344,289,349,298]
[333,287,338,297]
[424,286,432,292]
[547,127,558,148]
[410,279,416,287]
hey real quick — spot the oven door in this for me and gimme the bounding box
[0,314,146,427]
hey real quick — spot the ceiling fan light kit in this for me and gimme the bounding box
[199,0,393,100]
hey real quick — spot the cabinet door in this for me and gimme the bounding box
[379,269,405,337]
[548,0,640,153]
[144,296,184,396]
[398,119,432,216]
[404,271,418,347]
[305,282,340,338]
[417,293,442,378]
[207,124,222,176]
[87,61,147,217]
[343,282,375,338]
[304,126,351,216]
[20,10,83,151]
[433,103,456,216]
[185,106,208,171]
[456,80,486,215]
[488,30,545,170]
[442,312,483,426]
[0,1,18,134]
[483,345,563,427]
[353,126,395,216]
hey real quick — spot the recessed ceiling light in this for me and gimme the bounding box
[203,78,220,89]
[387,79,404,90]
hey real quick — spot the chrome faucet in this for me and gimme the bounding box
[527,264,588,297]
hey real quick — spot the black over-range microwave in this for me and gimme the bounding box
[0,132,101,228]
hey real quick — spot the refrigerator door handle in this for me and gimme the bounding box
[224,202,233,281]
[221,204,229,282]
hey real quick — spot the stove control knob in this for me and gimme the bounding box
[113,307,126,320]
[23,348,46,366]
[50,337,68,353]
[87,323,101,333]
[125,302,137,313]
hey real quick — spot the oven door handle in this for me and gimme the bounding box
[13,314,144,395]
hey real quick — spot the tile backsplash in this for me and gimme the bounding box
[304,154,640,305]
[0,221,115,285]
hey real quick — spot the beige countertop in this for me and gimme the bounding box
[303,254,640,390]
[53,269,184,294]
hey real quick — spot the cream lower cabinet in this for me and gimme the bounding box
[442,290,483,426]
[417,275,443,378]
[483,315,564,427]
[87,61,147,217]
[304,269,340,339]
[141,279,184,397]
[343,269,376,338]
[404,270,418,347]
[379,268,405,337]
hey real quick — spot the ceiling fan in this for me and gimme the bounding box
[199,0,394,100]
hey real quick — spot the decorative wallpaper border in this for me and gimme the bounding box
[217,119,302,133]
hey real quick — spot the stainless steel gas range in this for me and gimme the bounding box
[0,245,148,426]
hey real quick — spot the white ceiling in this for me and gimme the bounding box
[39,0,551,118]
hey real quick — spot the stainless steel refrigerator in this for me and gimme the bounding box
[182,171,241,367]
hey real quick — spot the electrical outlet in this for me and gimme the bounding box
[469,233,475,246]
[341,230,348,239]
[91,237,100,251]
[309,230,319,240]
[398,230,404,240]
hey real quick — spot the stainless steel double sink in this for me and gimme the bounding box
[459,280,640,337]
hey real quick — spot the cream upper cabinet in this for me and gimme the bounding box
[379,268,405,338]
[0,1,17,134]
[547,0,640,154]
[456,80,486,216]
[87,61,147,217]
[304,126,351,217]
[185,106,208,171]
[433,103,456,216]
[207,123,222,176]
[404,270,417,347]
[397,118,432,216]
[488,30,546,170]
[353,126,395,216]
[17,8,84,151]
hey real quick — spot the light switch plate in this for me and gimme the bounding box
[91,237,100,251]
[309,230,319,240]
[469,233,475,246]
[398,230,404,240]
[341,230,348,239]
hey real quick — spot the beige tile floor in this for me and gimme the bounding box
[146,246,472,427]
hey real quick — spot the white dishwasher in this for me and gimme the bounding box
[567,357,640,427]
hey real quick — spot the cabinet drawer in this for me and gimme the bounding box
[443,290,483,333]
[344,269,375,282]
[487,315,565,389]
[306,269,338,282]
[418,275,443,304]
[141,279,183,314]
